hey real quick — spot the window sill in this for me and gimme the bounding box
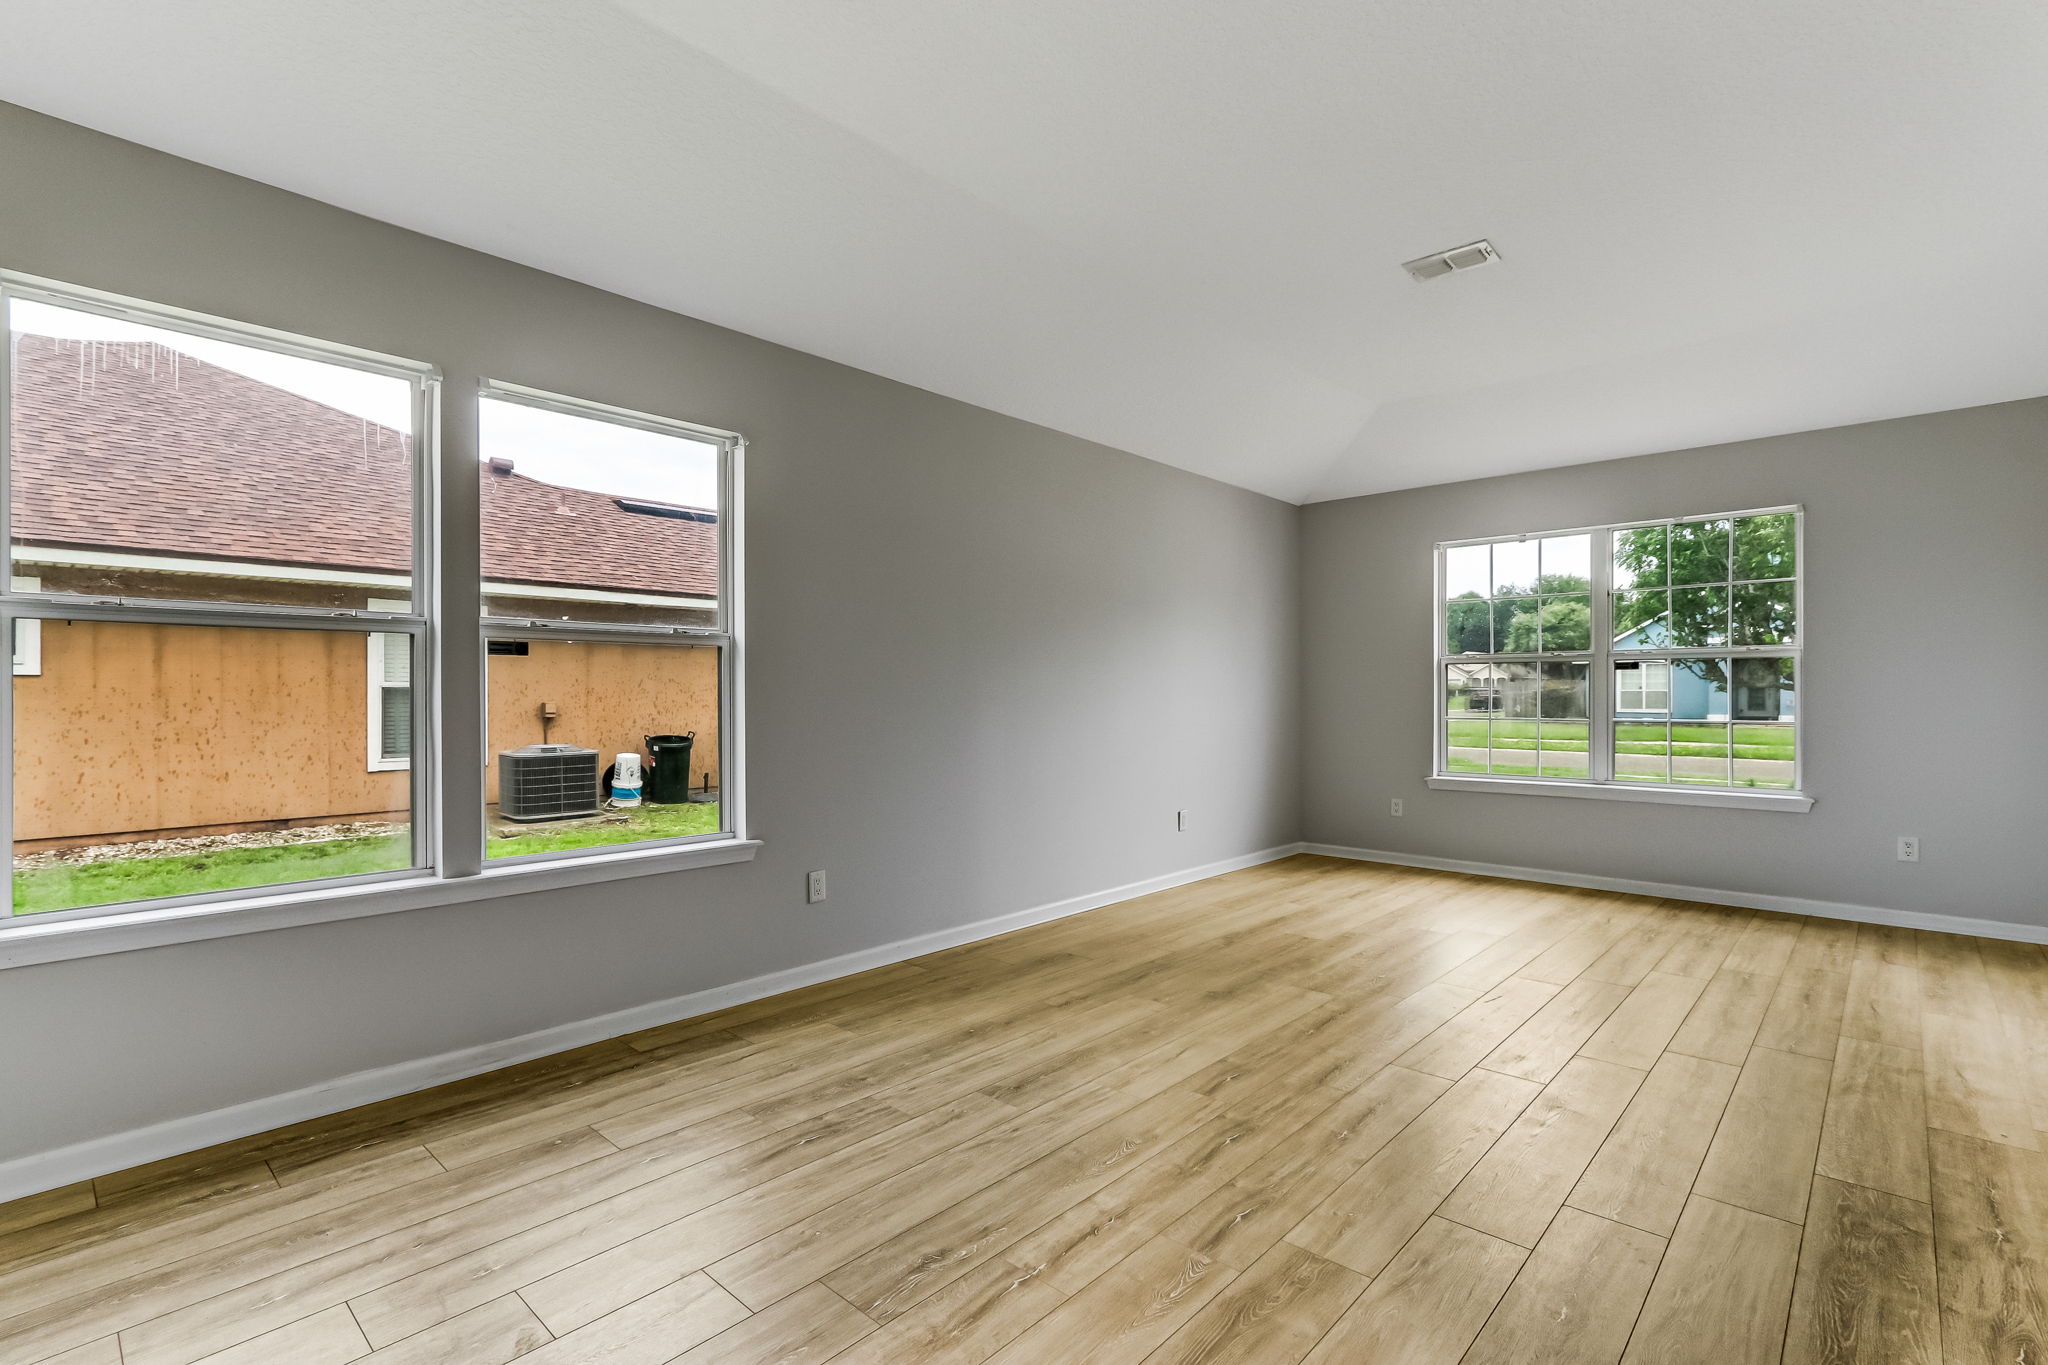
[0,837,761,970]
[1427,774,1813,812]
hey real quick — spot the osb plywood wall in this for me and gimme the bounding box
[14,622,719,844]
[484,638,721,803]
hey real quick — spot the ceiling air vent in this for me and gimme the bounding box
[1401,239,1500,281]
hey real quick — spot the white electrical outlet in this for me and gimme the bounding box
[806,869,828,903]
[1391,798,1404,817]
[1896,837,1919,863]
[1177,810,1189,832]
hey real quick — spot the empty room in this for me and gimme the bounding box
[0,3,2041,1363]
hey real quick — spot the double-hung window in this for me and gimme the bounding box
[1435,508,1805,808]
[477,382,739,862]
[1,273,748,948]
[4,282,434,919]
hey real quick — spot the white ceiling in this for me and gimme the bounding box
[4,1,2044,502]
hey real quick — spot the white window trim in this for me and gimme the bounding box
[12,546,716,614]
[10,576,38,675]
[0,271,755,969]
[1433,506,1807,813]
[1427,774,1812,811]
[0,838,763,969]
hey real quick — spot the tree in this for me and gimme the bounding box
[1612,515,1796,685]
[1448,571,1591,656]
[1446,594,1491,654]
[1502,597,1591,653]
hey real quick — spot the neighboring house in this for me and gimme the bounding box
[9,332,720,848]
[1611,615,1795,723]
[1448,615,1796,726]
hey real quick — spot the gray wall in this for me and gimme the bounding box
[1303,397,2048,932]
[0,103,1302,1159]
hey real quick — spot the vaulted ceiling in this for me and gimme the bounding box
[5,1,2044,502]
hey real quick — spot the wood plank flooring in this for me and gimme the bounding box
[2,855,2043,1364]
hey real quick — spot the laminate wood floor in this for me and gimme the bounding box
[3,856,2043,1364]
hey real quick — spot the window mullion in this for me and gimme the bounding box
[481,622,728,647]
[717,435,745,837]
[1590,527,1614,782]
[0,307,14,911]
[435,370,486,881]
[1434,548,1447,780]
[0,599,428,634]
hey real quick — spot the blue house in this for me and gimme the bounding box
[1612,616,1796,723]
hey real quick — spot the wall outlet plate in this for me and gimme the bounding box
[806,869,827,903]
[1896,836,1919,863]
[1177,810,1189,832]
[1391,798,1404,816]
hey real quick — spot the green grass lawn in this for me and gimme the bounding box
[1614,722,1794,761]
[13,833,414,915]
[1449,719,1592,751]
[487,802,721,859]
[1449,717,1794,788]
[12,803,725,915]
[1451,718,1793,757]
[1447,756,1589,778]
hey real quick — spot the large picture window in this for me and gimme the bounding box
[0,274,748,942]
[1437,509,1803,804]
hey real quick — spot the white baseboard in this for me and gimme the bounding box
[0,842,1303,1204]
[1301,842,2048,945]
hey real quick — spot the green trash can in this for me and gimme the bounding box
[644,733,696,804]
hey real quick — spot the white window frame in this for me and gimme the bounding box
[10,576,38,675]
[1615,658,1671,715]
[477,379,745,871]
[0,272,756,971]
[1429,506,1810,813]
[366,598,413,773]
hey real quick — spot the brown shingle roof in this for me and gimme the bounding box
[8,333,718,599]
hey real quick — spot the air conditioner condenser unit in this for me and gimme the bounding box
[498,744,602,822]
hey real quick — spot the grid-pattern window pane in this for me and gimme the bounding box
[1440,531,1596,784]
[1609,657,1797,790]
[1613,514,1795,652]
[1444,533,1593,658]
[1439,510,1802,795]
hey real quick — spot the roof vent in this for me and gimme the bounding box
[1401,239,1500,282]
[616,498,717,523]
[488,456,516,474]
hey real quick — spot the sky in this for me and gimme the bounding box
[1444,533,1591,598]
[479,396,718,510]
[9,298,720,508]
